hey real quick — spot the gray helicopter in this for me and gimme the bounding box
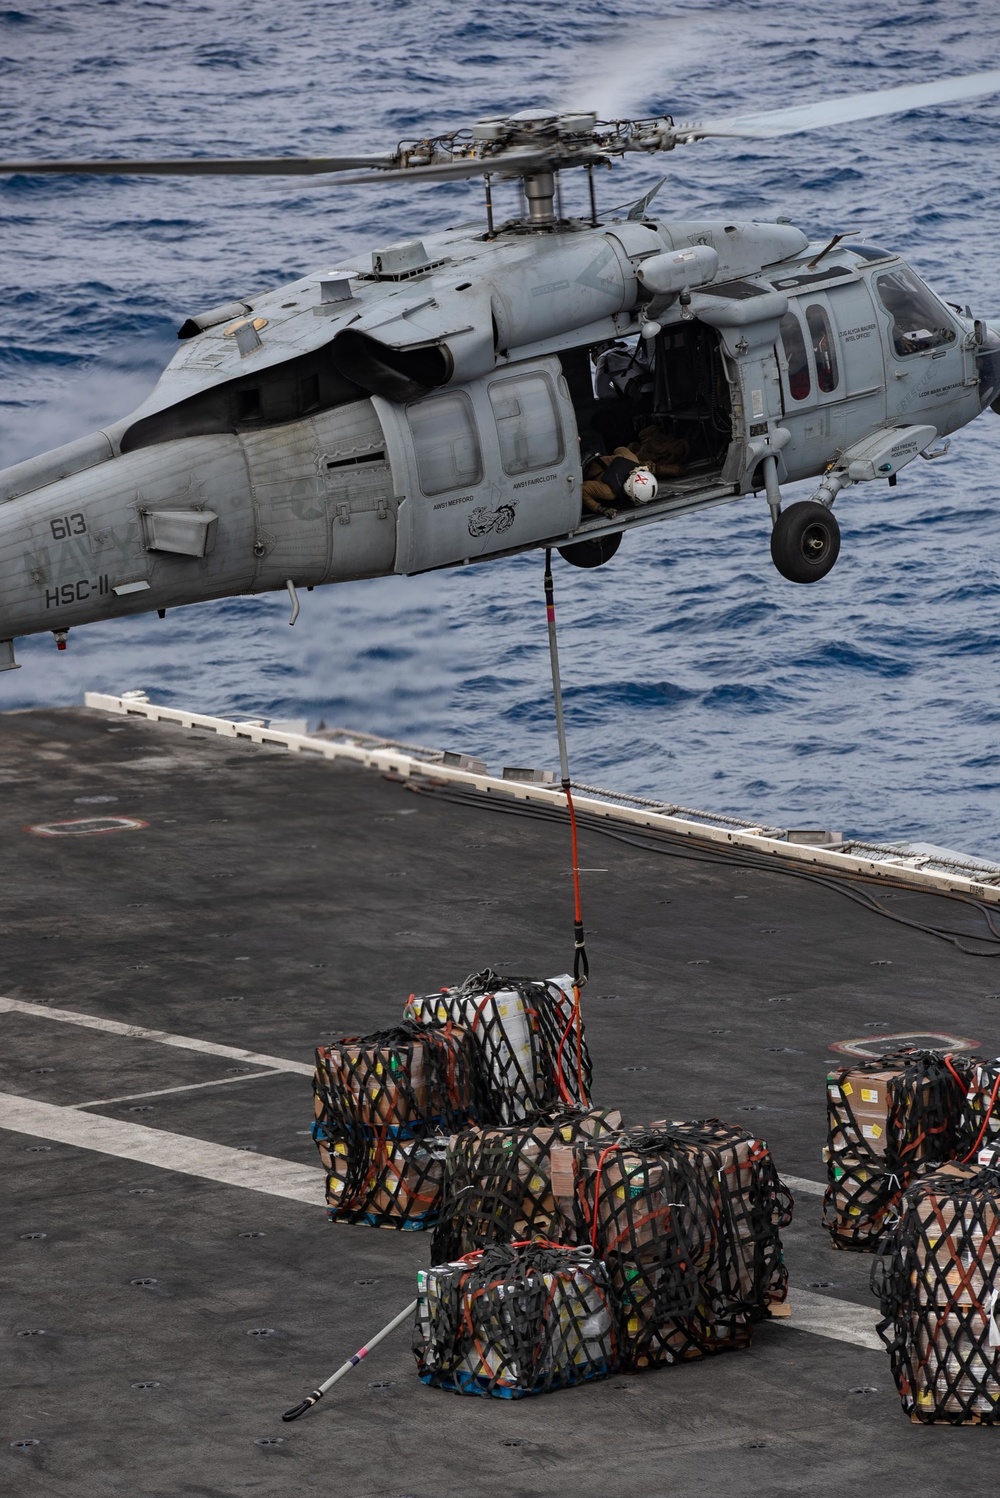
[2,70,1000,672]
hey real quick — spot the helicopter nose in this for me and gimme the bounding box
[978,322,1000,412]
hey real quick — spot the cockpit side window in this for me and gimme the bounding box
[406,391,483,495]
[488,373,564,476]
[805,304,839,394]
[779,312,811,401]
[875,268,958,357]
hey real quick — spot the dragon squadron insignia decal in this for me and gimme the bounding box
[468,503,516,538]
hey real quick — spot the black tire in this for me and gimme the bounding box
[770,501,841,583]
[557,531,623,569]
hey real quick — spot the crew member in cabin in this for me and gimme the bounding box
[582,447,658,518]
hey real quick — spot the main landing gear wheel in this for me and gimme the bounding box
[770,501,841,583]
[557,531,623,569]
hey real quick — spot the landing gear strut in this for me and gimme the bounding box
[770,501,841,583]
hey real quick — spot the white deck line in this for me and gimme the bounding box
[774,1287,883,1353]
[84,692,1000,905]
[779,1172,825,1198]
[0,995,314,1075]
[0,1091,324,1205]
[74,1068,286,1109]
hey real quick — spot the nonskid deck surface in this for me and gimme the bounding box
[2,706,1000,1498]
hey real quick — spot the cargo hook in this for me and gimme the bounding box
[285,579,300,627]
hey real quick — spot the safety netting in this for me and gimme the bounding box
[405,969,591,1124]
[823,1050,974,1251]
[650,1120,793,1347]
[574,1134,699,1370]
[579,1122,792,1368]
[414,1240,617,1397]
[872,1162,1000,1423]
[430,1106,624,1264]
[313,1021,477,1229]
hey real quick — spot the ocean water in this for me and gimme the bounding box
[3,0,1000,854]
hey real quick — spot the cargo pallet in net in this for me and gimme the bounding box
[823,1050,973,1251]
[430,1112,791,1372]
[313,1021,478,1229]
[414,1241,617,1397]
[873,1162,1000,1423]
[405,970,591,1125]
[582,1122,792,1368]
[431,1107,624,1263]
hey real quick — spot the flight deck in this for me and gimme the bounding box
[4,700,1000,1497]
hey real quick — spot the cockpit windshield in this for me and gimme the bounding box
[875,268,958,357]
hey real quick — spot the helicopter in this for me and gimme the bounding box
[2,70,1000,674]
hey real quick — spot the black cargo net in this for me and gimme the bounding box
[431,1107,624,1264]
[873,1163,1000,1424]
[575,1135,700,1370]
[580,1123,792,1369]
[414,1240,617,1397]
[652,1121,793,1346]
[313,1021,477,1230]
[405,970,591,1124]
[823,1050,974,1251]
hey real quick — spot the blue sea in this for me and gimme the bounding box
[3,0,1000,855]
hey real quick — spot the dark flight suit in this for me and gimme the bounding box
[582,447,640,515]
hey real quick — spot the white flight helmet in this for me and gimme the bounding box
[624,466,658,505]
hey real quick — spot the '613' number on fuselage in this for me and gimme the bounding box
[50,513,87,541]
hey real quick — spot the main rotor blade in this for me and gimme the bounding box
[332,149,570,187]
[0,154,394,177]
[687,69,1000,140]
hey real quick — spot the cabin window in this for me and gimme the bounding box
[805,305,839,393]
[488,373,564,475]
[406,391,483,495]
[779,312,811,401]
[875,268,958,357]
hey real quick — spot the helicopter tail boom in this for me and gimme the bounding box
[0,401,400,649]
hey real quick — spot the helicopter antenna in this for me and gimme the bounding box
[627,176,668,222]
[806,230,858,270]
[483,173,496,239]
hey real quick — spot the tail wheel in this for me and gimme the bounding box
[770,501,841,583]
[557,531,623,569]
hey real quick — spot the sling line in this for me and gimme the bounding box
[543,549,589,1104]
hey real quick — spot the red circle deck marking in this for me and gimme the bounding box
[830,1030,980,1058]
[26,816,149,837]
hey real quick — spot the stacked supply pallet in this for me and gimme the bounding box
[873,1162,1000,1423]
[414,1241,617,1397]
[574,1132,699,1369]
[823,1050,973,1250]
[428,1112,792,1374]
[431,1106,624,1263]
[647,1120,793,1351]
[578,1122,792,1368]
[313,1021,477,1229]
[406,969,590,1123]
